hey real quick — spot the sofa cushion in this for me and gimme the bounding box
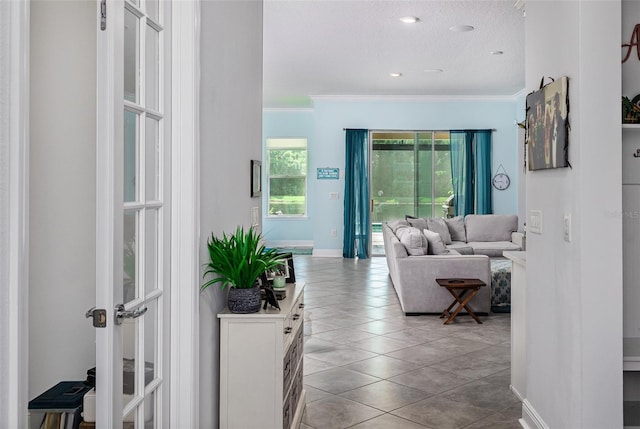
[445,216,466,242]
[406,216,428,232]
[396,226,428,255]
[447,241,474,255]
[426,218,452,244]
[387,219,409,232]
[422,229,450,255]
[465,214,518,242]
[468,241,521,257]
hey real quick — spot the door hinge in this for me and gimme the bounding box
[85,307,107,328]
[100,0,107,31]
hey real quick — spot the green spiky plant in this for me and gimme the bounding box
[202,226,282,291]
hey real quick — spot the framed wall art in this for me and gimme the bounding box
[525,76,570,171]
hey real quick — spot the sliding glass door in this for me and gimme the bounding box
[370,131,452,255]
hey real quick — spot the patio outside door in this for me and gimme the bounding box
[95,0,170,427]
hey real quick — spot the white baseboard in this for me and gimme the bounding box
[312,249,343,258]
[510,384,525,402]
[265,240,313,248]
[521,399,550,429]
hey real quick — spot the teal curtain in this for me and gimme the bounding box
[450,130,492,216]
[343,129,370,259]
[474,130,492,214]
[450,131,473,216]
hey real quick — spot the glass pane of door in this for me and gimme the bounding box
[124,9,139,103]
[433,132,453,218]
[123,210,138,304]
[417,132,433,218]
[371,132,415,223]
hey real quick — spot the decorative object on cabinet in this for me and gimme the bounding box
[525,76,570,171]
[623,95,640,124]
[266,259,290,287]
[262,285,281,310]
[202,225,283,313]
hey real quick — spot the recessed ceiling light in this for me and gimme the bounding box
[399,16,420,24]
[424,68,443,73]
[491,50,504,55]
[449,25,475,32]
[390,72,403,78]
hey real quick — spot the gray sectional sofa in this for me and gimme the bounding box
[382,214,523,315]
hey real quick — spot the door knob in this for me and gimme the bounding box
[115,303,148,325]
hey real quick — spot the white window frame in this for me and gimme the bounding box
[266,138,308,218]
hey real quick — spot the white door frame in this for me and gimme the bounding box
[1,0,30,427]
[169,1,201,427]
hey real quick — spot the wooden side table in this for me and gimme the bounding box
[436,278,486,325]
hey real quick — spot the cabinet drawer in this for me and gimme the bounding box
[283,292,304,351]
[283,346,293,395]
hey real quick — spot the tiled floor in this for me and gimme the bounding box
[294,256,521,429]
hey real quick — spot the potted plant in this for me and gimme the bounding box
[202,225,282,313]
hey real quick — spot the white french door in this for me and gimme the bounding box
[96,0,170,427]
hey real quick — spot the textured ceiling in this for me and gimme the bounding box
[263,0,525,108]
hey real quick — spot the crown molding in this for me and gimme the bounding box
[309,93,526,103]
[263,107,315,113]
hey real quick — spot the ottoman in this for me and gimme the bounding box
[490,258,511,312]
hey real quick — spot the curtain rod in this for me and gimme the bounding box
[343,128,497,131]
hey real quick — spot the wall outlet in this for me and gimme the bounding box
[329,192,339,200]
[330,229,337,237]
[529,210,542,234]
[563,213,571,242]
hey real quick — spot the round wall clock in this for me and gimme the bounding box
[492,172,510,190]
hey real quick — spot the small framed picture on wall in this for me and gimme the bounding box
[251,160,261,198]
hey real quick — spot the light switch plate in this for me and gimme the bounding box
[251,206,259,227]
[529,210,542,234]
[563,213,571,242]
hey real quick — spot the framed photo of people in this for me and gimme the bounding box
[525,76,569,171]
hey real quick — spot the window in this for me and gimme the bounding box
[266,138,308,216]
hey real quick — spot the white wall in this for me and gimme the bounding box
[524,1,622,427]
[198,1,264,427]
[29,0,97,399]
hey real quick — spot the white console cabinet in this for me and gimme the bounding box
[218,283,305,429]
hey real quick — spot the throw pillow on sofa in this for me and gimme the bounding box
[387,219,409,232]
[405,216,428,232]
[422,229,450,255]
[444,215,466,242]
[396,226,428,255]
[426,218,452,244]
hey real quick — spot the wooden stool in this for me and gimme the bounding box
[436,278,486,325]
